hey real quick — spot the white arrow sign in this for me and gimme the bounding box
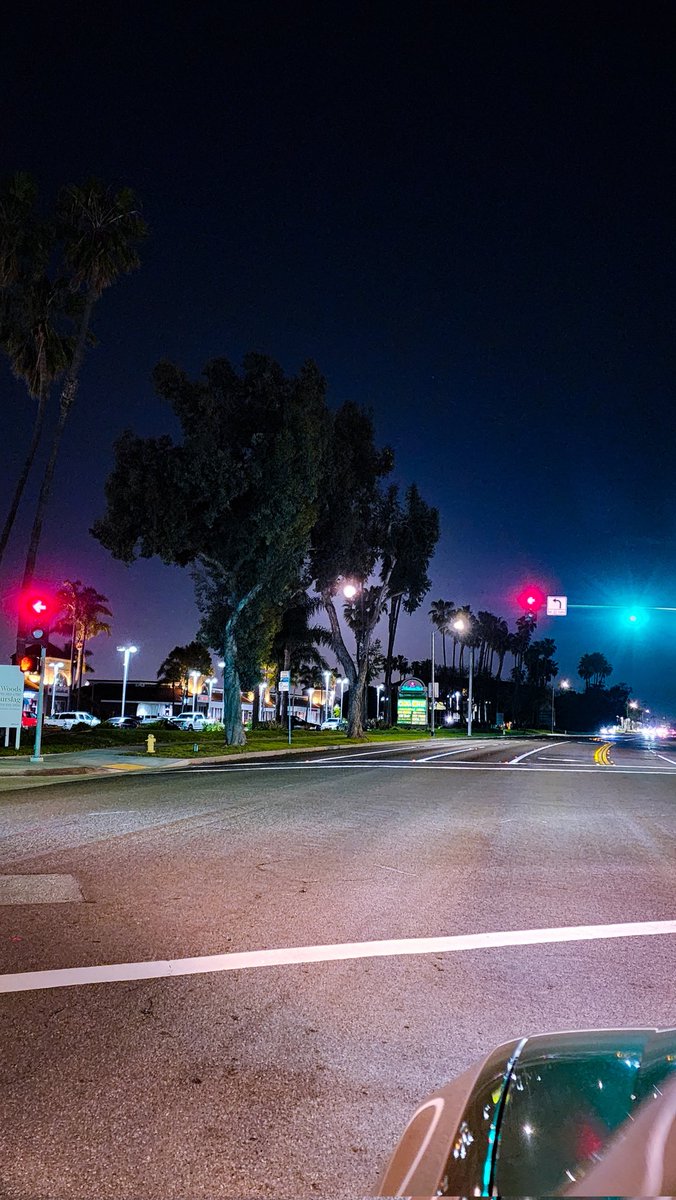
[546,595,568,616]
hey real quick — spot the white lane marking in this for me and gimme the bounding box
[312,741,451,763]
[651,750,676,767]
[537,757,588,764]
[417,740,502,762]
[189,761,676,778]
[2,919,675,995]
[509,741,569,763]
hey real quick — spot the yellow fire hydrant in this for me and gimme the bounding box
[146,733,156,755]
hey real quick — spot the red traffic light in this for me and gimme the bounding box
[19,654,39,674]
[516,584,546,613]
[19,588,55,643]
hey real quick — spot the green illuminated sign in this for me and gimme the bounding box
[397,677,428,726]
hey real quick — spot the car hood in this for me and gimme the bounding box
[377,1027,676,1196]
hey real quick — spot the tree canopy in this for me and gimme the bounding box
[93,353,328,743]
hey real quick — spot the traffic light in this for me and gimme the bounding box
[516,584,546,613]
[19,654,39,674]
[19,589,55,645]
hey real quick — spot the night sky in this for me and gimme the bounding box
[2,2,676,708]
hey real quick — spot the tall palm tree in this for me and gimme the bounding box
[428,598,455,669]
[0,173,72,567]
[19,180,146,601]
[55,581,112,706]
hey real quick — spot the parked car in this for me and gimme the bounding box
[106,716,142,728]
[44,711,101,730]
[320,717,347,731]
[21,712,37,729]
[168,712,208,731]
[290,715,321,731]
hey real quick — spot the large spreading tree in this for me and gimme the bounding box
[92,354,328,744]
[309,404,439,737]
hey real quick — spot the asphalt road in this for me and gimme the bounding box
[1,735,674,1197]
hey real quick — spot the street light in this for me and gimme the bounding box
[376,683,384,724]
[452,617,474,737]
[190,670,200,714]
[306,686,314,722]
[50,661,64,716]
[343,582,357,599]
[339,676,348,718]
[324,669,331,723]
[551,677,570,733]
[117,645,138,718]
[206,676,216,719]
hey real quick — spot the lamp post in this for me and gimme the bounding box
[306,686,314,723]
[218,660,225,722]
[323,670,330,723]
[117,645,138,718]
[340,677,348,718]
[206,676,216,719]
[452,618,473,736]
[50,661,64,717]
[376,683,384,724]
[190,670,200,714]
[552,677,570,733]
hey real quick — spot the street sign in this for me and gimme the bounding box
[0,665,24,749]
[546,595,568,616]
[279,670,291,693]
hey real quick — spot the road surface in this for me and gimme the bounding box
[1,735,674,1197]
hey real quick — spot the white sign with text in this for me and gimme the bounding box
[0,665,24,728]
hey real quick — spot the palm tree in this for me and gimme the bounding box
[428,598,455,669]
[55,580,112,706]
[0,174,72,567]
[19,180,146,601]
[157,642,213,708]
[578,651,612,689]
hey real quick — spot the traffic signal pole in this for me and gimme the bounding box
[30,646,47,763]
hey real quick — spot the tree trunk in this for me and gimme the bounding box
[222,628,245,745]
[18,290,96,621]
[346,653,369,737]
[67,620,77,706]
[0,382,49,569]
[384,595,402,725]
[75,640,84,708]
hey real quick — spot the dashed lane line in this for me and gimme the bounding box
[2,918,675,994]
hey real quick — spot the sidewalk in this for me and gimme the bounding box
[0,747,187,789]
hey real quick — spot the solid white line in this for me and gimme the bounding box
[651,750,676,767]
[2,918,675,994]
[190,762,676,776]
[509,740,569,763]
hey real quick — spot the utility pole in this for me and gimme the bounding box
[467,645,474,738]
[430,630,435,736]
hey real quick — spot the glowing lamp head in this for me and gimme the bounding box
[343,583,357,599]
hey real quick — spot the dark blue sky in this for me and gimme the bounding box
[2,2,676,708]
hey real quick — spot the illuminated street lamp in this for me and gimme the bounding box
[551,677,570,733]
[452,617,474,737]
[339,677,348,718]
[206,676,217,718]
[343,582,357,599]
[117,645,138,718]
[323,669,331,722]
[50,661,64,716]
[190,669,200,714]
